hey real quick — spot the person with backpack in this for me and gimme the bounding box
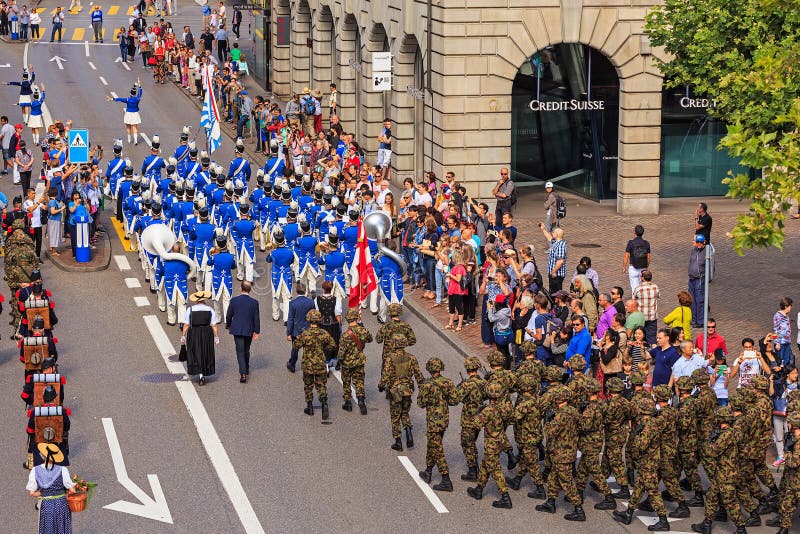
[622,224,651,292]
[544,181,557,231]
[491,167,516,222]
[300,88,317,138]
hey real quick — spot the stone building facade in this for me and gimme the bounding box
[270,0,734,215]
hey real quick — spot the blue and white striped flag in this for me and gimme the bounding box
[200,65,222,154]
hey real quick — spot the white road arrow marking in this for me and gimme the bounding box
[140,132,152,147]
[85,40,90,57]
[102,418,173,524]
[115,57,132,71]
[0,63,11,68]
[49,56,66,70]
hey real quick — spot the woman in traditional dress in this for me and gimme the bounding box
[315,280,341,370]
[181,290,218,385]
[26,443,76,534]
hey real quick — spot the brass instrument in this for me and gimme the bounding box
[363,211,407,275]
[140,225,197,279]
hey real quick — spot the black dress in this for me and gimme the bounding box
[186,308,215,376]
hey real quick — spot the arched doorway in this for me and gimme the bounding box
[391,34,425,182]
[353,28,363,140]
[511,44,619,200]
[312,6,334,96]
[291,1,311,94]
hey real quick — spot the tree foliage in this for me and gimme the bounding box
[646,0,800,253]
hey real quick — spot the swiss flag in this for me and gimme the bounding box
[348,218,377,309]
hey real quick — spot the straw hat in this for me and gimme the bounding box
[189,290,212,302]
[302,87,311,94]
[38,442,65,464]
[311,89,323,99]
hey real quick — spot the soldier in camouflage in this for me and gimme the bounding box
[692,367,718,513]
[690,405,747,534]
[613,397,670,531]
[535,385,584,521]
[466,381,514,509]
[5,219,40,328]
[675,376,704,507]
[485,350,518,470]
[515,340,544,388]
[602,377,632,499]
[539,365,566,479]
[457,356,486,482]
[374,303,416,367]
[378,341,423,451]
[506,373,545,498]
[565,354,589,410]
[417,357,459,492]
[768,392,800,529]
[293,309,336,419]
[749,374,780,515]
[773,412,800,534]
[576,377,617,510]
[730,391,762,526]
[653,383,691,518]
[337,309,373,414]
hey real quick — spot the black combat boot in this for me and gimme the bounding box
[466,486,483,500]
[662,489,676,502]
[744,512,760,527]
[527,484,545,499]
[687,491,705,507]
[680,477,692,491]
[612,485,631,499]
[535,498,556,513]
[357,396,367,415]
[755,499,772,515]
[612,507,634,525]
[461,465,477,481]
[492,492,512,509]
[506,450,518,470]
[505,474,523,491]
[433,474,453,492]
[589,481,601,492]
[418,466,433,483]
[690,518,712,534]
[405,427,414,448]
[390,437,403,451]
[638,498,654,512]
[713,507,727,522]
[627,468,636,486]
[670,501,691,518]
[321,398,329,420]
[342,399,353,411]
[303,401,314,416]
[777,528,790,534]
[766,514,782,527]
[595,495,617,510]
[648,515,670,531]
[564,504,586,521]
[732,526,747,534]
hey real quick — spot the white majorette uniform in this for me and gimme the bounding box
[114,84,143,126]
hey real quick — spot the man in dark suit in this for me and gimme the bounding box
[225,281,261,383]
[286,282,315,373]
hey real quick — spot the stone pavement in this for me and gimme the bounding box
[403,189,800,362]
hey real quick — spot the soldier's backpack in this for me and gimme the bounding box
[555,195,567,219]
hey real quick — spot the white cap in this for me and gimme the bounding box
[545,181,554,188]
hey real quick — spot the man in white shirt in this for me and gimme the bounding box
[23,187,45,258]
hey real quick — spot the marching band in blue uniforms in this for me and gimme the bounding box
[228,139,252,184]
[207,234,237,323]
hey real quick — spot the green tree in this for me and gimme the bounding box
[646,0,800,253]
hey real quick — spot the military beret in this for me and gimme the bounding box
[487,350,506,367]
[606,377,624,393]
[630,371,646,386]
[306,309,322,323]
[750,375,769,391]
[516,373,538,393]
[653,384,672,402]
[637,397,656,416]
[464,356,482,372]
[487,381,504,399]
[584,378,602,394]
[344,309,360,322]
[676,376,694,391]
[715,405,736,424]
[788,413,800,428]
[551,385,570,403]
[520,340,538,356]
[546,366,564,382]
[692,368,709,385]
[567,354,586,371]
[426,357,444,373]
[387,303,403,317]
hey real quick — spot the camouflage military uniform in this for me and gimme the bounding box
[779,414,800,530]
[602,378,631,489]
[375,313,416,365]
[486,351,517,454]
[748,376,779,496]
[576,379,611,496]
[4,224,40,328]
[417,359,459,477]
[539,366,565,472]
[338,320,373,400]
[730,392,759,514]
[627,398,667,516]
[543,386,581,505]
[653,384,685,506]
[675,377,703,495]
[293,319,336,403]
[692,368,718,486]
[702,406,746,527]
[473,386,513,494]
[566,355,589,411]
[513,374,544,486]
[457,357,486,474]
[379,349,423,439]
[515,341,544,388]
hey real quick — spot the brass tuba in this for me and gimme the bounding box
[140,224,198,279]
[362,211,406,275]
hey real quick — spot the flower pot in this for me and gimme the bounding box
[66,491,87,512]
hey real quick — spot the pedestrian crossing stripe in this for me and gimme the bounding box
[108,5,119,15]
[44,5,156,16]
[30,27,125,41]
[70,133,87,148]
[71,27,85,41]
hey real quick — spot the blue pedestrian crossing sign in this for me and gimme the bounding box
[68,129,90,164]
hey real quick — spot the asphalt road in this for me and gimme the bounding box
[0,4,787,533]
